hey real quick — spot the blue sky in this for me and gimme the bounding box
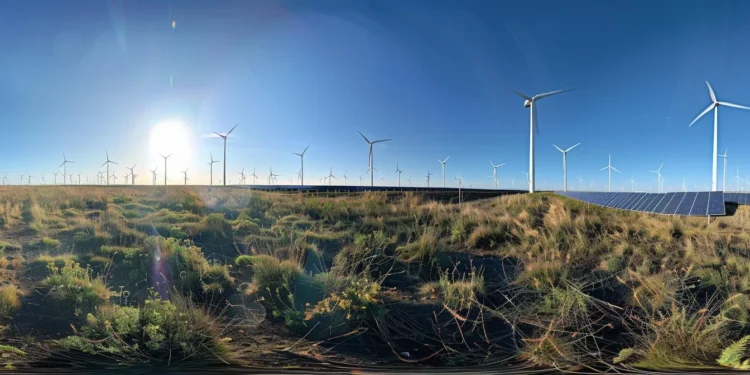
[3,0,750,190]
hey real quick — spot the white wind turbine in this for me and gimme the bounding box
[358,175,364,186]
[326,168,335,186]
[628,176,636,192]
[250,168,258,185]
[395,163,403,187]
[214,124,238,187]
[76,172,81,185]
[41,176,46,185]
[267,167,278,185]
[407,176,412,186]
[721,149,728,191]
[736,168,744,192]
[343,171,348,185]
[2,173,7,186]
[238,168,246,185]
[358,131,391,187]
[426,171,433,188]
[59,154,74,186]
[53,171,60,185]
[578,175,584,191]
[489,161,506,190]
[182,168,189,185]
[159,154,172,186]
[126,164,136,185]
[599,154,620,192]
[689,81,750,191]
[27,175,33,185]
[149,168,157,186]
[438,157,450,188]
[651,163,664,193]
[552,143,580,192]
[101,151,118,185]
[293,144,310,186]
[208,153,220,186]
[513,88,571,193]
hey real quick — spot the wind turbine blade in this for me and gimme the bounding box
[511,89,532,101]
[719,101,750,110]
[612,167,621,173]
[552,144,564,153]
[659,163,664,171]
[59,161,66,168]
[600,166,608,171]
[689,104,714,127]
[372,139,392,144]
[534,88,571,100]
[566,143,581,152]
[357,131,371,144]
[445,156,450,162]
[706,81,717,103]
[292,152,301,156]
[498,163,506,167]
[226,124,238,135]
[489,160,495,167]
[302,144,310,155]
[101,161,108,167]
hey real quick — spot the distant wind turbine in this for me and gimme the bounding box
[358,174,364,186]
[553,143,580,192]
[149,168,158,186]
[326,168,335,186]
[426,171,433,187]
[490,161,506,190]
[395,163,403,187]
[343,171,348,185]
[358,131,391,187]
[578,175,584,191]
[293,144,310,186]
[59,154,74,186]
[650,163,664,193]
[250,168,258,185]
[267,167,278,185]
[238,168,246,185]
[214,124,238,186]
[20,174,24,185]
[208,154,220,186]
[182,168,189,185]
[438,157,450,188]
[736,168,744,192]
[27,175,33,185]
[599,154,620,192]
[628,176,636,192]
[101,151,118,185]
[76,172,81,185]
[126,164,136,185]
[159,154,172,186]
[513,88,571,193]
[53,171,60,185]
[689,81,750,191]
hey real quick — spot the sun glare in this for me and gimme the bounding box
[149,120,194,175]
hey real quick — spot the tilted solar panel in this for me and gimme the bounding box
[634,194,655,211]
[675,192,698,215]
[690,192,710,216]
[617,193,638,209]
[708,192,726,216]
[592,193,608,205]
[653,193,675,214]
[644,194,665,213]
[625,193,647,210]
[663,192,685,215]
[604,193,623,207]
[600,193,618,207]
[611,193,632,208]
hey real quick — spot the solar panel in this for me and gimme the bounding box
[645,194,666,213]
[601,193,619,207]
[634,194,655,211]
[612,193,632,208]
[708,192,726,216]
[616,193,637,209]
[593,193,609,205]
[653,193,675,214]
[663,192,685,215]
[690,192,710,216]
[624,193,646,210]
[603,193,622,207]
[743,193,750,205]
[675,192,698,215]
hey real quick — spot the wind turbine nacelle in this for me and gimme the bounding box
[523,100,531,108]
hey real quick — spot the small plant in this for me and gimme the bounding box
[41,237,61,249]
[0,285,22,317]
[425,267,484,311]
[40,260,110,315]
[306,277,383,324]
[718,335,750,369]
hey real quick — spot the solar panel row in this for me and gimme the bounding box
[556,191,726,216]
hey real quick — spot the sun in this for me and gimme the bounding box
[149,120,194,174]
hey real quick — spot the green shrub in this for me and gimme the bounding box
[41,237,61,249]
[40,260,110,315]
[0,285,22,317]
[0,242,20,253]
[234,255,254,268]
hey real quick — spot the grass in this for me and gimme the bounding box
[0,186,748,370]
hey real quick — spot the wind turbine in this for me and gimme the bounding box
[250,168,258,185]
[736,168,744,192]
[101,151,118,185]
[721,149,728,191]
[513,88,571,193]
[122,173,129,184]
[438,157,450,188]
[553,143,580,192]
[650,163,664,193]
[53,171,60,185]
[126,164,136,185]
[599,154,620,192]
[578,175,584,191]
[20,174,24,185]
[490,161,506,190]
[407,176,412,186]
[214,124,238,187]
[59,154,74,186]
[395,163,403,187]
[111,173,118,184]
[358,131,391,187]
[628,176,636,192]
[454,176,463,205]
[2,173,7,186]
[358,174,364,186]
[76,172,81,185]
[293,144,309,186]
[326,168,335,186]
[343,171,348,185]
[159,154,172,186]
[41,176,46,185]
[27,175,33,185]
[267,167,278,185]
[149,168,158,186]
[207,153,220,186]
[689,81,750,191]
[521,171,529,189]
[182,168,189,185]
[426,171,433,187]
[238,168,246,185]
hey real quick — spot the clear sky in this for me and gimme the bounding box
[3,0,750,191]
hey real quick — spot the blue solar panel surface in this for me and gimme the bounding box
[708,192,725,216]
[675,193,697,215]
[654,193,675,214]
[645,194,665,213]
[556,190,732,216]
[690,192,710,216]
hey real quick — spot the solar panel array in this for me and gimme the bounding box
[556,191,726,216]
[724,193,750,205]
